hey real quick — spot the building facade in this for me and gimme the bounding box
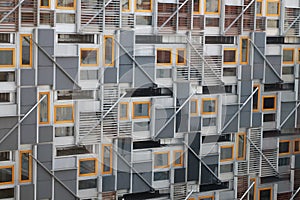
[0,0,300,199]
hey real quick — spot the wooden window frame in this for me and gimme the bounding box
[19,150,32,183]
[101,144,113,175]
[190,99,198,116]
[283,48,295,65]
[201,98,217,115]
[80,48,99,67]
[156,48,173,66]
[132,101,151,119]
[252,85,260,112]
[176,48,186,65]
[78,158,98,177]
[204,0,220,14]
[262,95,276,111]
[135,0,152,12]
[223,48,237,65]
[56,0,76,10]
[122,0,131,12]
[39,92,50,124]
[173,150,183,167]
[119,102,129,120]
[193,0,201,14]
[256,0,263,16]
[0,48,15,68]
[199,196,214,200]
[220,145,234,162]
[236,132,246,160]
[20,34,33,68]
[40,0,51,8]
[240,37,249,65]
[279,140,290,156]
[103,35,114,67]
[266,0,280,17]
[294,139,300,154]
[298,48,300,64]
[258,187,272,200]
[54,104,74,124]
[154,151,170,169]
[0,165,14,185]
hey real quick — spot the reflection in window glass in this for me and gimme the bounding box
[154,152,169,168]
[79,179,97,190]
[79,159,96,176]
[0,49,14,67]
[133,102,150,118]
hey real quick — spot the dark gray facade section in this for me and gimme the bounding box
[222,105,239,133]
[0,117,18,151]
[56,57,79,90]
[102,175,116,192]
[252,32,265,80]
[119,30,134,83]
[174,168,186,183]
[252,112,262,127]
[134,56,155,88]
[155,108,175,139]
[117,138,131,190]
[104,67,118,83]
[265,55,282,83]
[240,80,252,128]
[187,132,200,181]
[295,154,300,169]
[20,87,37,114]
[132,172,152,193]
[20,184,34,200]
[241,65,251,81]
[21,69,35,86]
[39,126,53,143]
[281,102,296,129]
[38,29,54,86]
[54,169,77,200]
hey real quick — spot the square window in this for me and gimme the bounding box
[220,145,234,162]
[267,0,280,16]
[154,171,169,181]
[80,48,99,66]
[173,150,183,167]
[0,166,14,185]
[41,0,50,8]
[205,0,219,14]
[0,48,15,67]
[79,158,97,177]
[259,188,272,200]
[279,140,290,155]
[223,48,237,64]
[202,98,217,115]
[133,102,150,119]
[119,102,129,120]
[262,96,276,111]
[220,163,233,173]
[20,34,32,67]
[154,152,169,168]
[54,104,74,123]
[283,48,294,64]
[157,49,172,66]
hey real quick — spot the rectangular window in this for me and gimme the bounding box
[266,0,280,16]
[0,93,10,102]
[199,196,214,200]
[0,188,14,199]
[157,69,172,78]
[0,33,11,43]
[263,113,276,122]
[122,0,130,11]
[80,48,99,67]
[102,144,112,175]
[176,48,186,65]
[267,19,279,28]
[193,0,200,14]
[205,17,219,27]
[54,104,74,123]
[205,0,220,14]
[0,72,14,82]
[0,48,15,68]
[283,48,294,64]
[56,0,76,9]
[173,150,183,167]
[39,92,50,124]
[135,0,152,12]
[40,0,50,8]
[294,139,300,154]
[136,16,152,25]
[201,98,217,115]
[282,66,294,75]
[220,145,234,162]
[298,48,300,63]
[220,164,233,173]
[80,70,98,80]
[56,13,75,23]
[278,157,290,166]
[56,145,93,156]
[190,99,198,115]
[133,121,150,131]
[0,166,14,185]
[79,158,97,177]
[223,68,236,76]
[240,37,249,64]
[154,152,169,168]
[119,102,129,120]
[259,188,272,200]
[79,178,97,190]
[279,140,290,156]
[133,102,150,119]
[262,95,276,111]
[19,150,32,183]
[0,152,10,161]
[253,85,260,112]
[104,36,114,66]
[256,0,262,16]
[157,48,172,66]
[55,126,74,137]
[20,34,32,67]
[203,117,217,126]
[154,171,169,181]
[223,48,237,64]
[58,34,94,44]
[236,133,246,160]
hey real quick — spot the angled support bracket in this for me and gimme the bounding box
[239,182,255,200]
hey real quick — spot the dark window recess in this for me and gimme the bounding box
[279,142,289,154]
[202,134,231,143]
[57,90,94,100]
[205,18,219,27]
[263,113,276,122]
[122,191,169,200]
[56,145,93,156]
[0,152,10,161]
[136,16,152,25]
[0,93,10,102]
[126,87,172,97]
[0,188,14,199]
[136,35,163,44]
[55,126,74,137]
[58,34,94,43]
[154,171,169,181]
[133,140,162,149]
[79,179,97,190]
[205,36,234,44]
[223,68,236,76]
[225,85,236,94]
[264,83,294,91]
[282,66,294,75]
[203,86,228,94]
[0,72,15,82]
[263,130,280,138]
[0,33,11,43]
[260,176,280,184]
[200,181,229,192]
[279,157,290,166]
[267,37,284,44]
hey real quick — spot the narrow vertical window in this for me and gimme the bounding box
[256,0,262,16]
[193,0,200,14]
[104,36,114,66]
[119,102,129,120]
[236,133,246,160]
[294,139,300,154]
[223,48,237,64]
[240,37,249,64]
[173,150,183,167]
[102,144,113,175]
[0,48,15,68]
[19,150,32,183]
[39,92,50,124]
[249,178,256,200]
[40,0,50,8]
[122,0,130,11]
[252,85,260,112]
[190,99,198,115]
[176,48,186,65]
[20,34,32,67]
[0,166,14,185]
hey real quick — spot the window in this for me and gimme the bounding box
[79,158,97,177]
[203,117,217,126]
[0,72,14,82]
[39,92,50,124]
[199,196,214,200]
[102,144,112,175]
[0,33,11,43]
[236,133,246,160]
[58,34,94,43]
[205,18,219,27]
[133,121,150,131]
[176,48,186,65]
[57,90,94,100]
[205,0,219,14]
[55,126,74,137]
[266,0,280,16]
[136,16,152,25]
[154,171,169,181]
[205,36,234,44]
[279,140,290,155]
[0,152,10,161]
[80,70,98,80]
[56,13,75,23]
[0,93,10,102]
[223,48,237,64]
[223,68,236,76]
[79,178,97,190]
[220,145,234,162]
[267,19,279,28]
[154,152,169,168]
[119,102,129,120]
[40,0,50,8]
[263,113,276,122]
[193,0,200,14]
[54,104,74,123]
[278,157,290,166]
[56,145,93,156]
[253,85,260,112]
[283,48,294,64]
[0,188,14,199]
[262,96,276,111]
[19,150,32,183]
[0,166,14,185]
[80,48,99,66]
[122,0,130,11]
[157,69,172,78]
[249,178,256,200]
[220,163,233,173]
[173,150,183,167]
[20,34,32,67]
[56,0,76,9]
[282,66,294,75]
[133,102,150,119]
[104,35,114,66]
[259,188,272,200]
[157,49,172,66]
[256,0,262,16]
[190,99,198,115]
[240,37,249,64]
[201,98,217,115]
[298,48,300,63]
[0,48,15,67]
[294,139,300,154]
[135,0,152,12]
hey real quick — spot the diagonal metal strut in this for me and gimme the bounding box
[239,182,255,200]
[290,186,300,200]
[283,14,300,36]
[280,102,300,128]
[0,0,25,24]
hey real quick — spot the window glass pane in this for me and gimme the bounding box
[259,189,271,200]
[220,164,233,173]
[120,103,128,119]
[133,103,149,118]
[206,0,219,13]
[81,49,98,65]
[0,152,10,161]
[249,179,256,200]
[57,0,75,8]
[0,72,14,82]
[0,49,14,66]
[41,0,49,7]
[278,157,290,166]
[223,68,236,76]
[79,179,97,190]
[136,16,152,25]
[177,49,185,64]
[241,39,248,63]
[267,2,279,15]
[55,106,73,122]
[157,49,171,64]
[256,1,262,15]
[263,97,275,110]
[267,20,279,28]
[237,134,245,159]
[0,188,14,199]
[55,126,74,137]
[157,69,172,78]
[0,167,13,184]
[203,117,216,126]
[21,35,31,66]
[223,49,236,63]
[154,171,169,181]
[279,141,289,154]
[21,152,30,181]
[220,146,233,161]
[104,36,113,65]
[56,145,92,156]
[80,70,98,80]
[194,0,200,13]
[136,0,151,11]
[103,145,112,173]
[190,100,197,114]
[0,93,10,102]
[253,86,259,110]
[122,0,129,11]
[206,18,219,27]
[154,153,169,168]
[283,49,294,63]
[282,66,294,75]
[202,99,216,113]
[39,93,49,123]
[295,141,300,152]
[80,159,96,175]
[174,151,183,165]
[133,121,150,131]
[56,13,75,23]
